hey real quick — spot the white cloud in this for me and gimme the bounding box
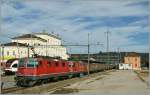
[1,0,149,53]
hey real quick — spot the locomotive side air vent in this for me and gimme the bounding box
[47,61,51,67]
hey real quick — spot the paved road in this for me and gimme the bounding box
[64,70,149,95]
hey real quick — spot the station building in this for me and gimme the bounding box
[0,32,69,62]
[124,53,141,70]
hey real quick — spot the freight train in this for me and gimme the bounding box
[15,57,114,87]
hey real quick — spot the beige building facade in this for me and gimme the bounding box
[124,53,141,70]
[0,33,68,61]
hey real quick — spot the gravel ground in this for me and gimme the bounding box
[57,70,149,95]
[1,75,16,89]
[1,70,149,95]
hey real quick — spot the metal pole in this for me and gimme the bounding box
[0,43,2,64]
[105,29,110,64]
[148,19,150,92]
[17,40,20,58]
[27,44,29,58]
[31,33,33,57]
[118,47,120,63]
[87,33,90,76]
[0,43,1,63]
[46,41,48,56]
[2,45,4,62]
[120,49,121,63]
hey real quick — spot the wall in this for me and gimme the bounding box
[35,34,61,45]
[124,56,141,70]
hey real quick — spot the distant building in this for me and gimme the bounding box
[119,63,132,70]
[0,32,69,62]
[124,53,141,70]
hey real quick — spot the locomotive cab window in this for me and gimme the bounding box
[18,59,25,67]
[18,58,38,67]
[27,58,38,67]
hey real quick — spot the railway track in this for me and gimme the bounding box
[2,87,26,93]
[1,70,113,94]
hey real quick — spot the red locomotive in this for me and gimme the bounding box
[15,57,87,86]
[15,51,114,87]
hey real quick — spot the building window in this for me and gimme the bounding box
[135,64,137,68]
[20,51,22,55]
[7,51,9,56]
[13,51,15,56]
[128,58,130,61]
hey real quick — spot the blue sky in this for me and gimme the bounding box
[0,0,149,53]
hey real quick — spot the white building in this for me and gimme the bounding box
[0,33,69,61]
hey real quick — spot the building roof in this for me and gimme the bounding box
[125,52,140,57]
[12,34,47,42]
[35,32,61,40]
[1,42,28,47]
